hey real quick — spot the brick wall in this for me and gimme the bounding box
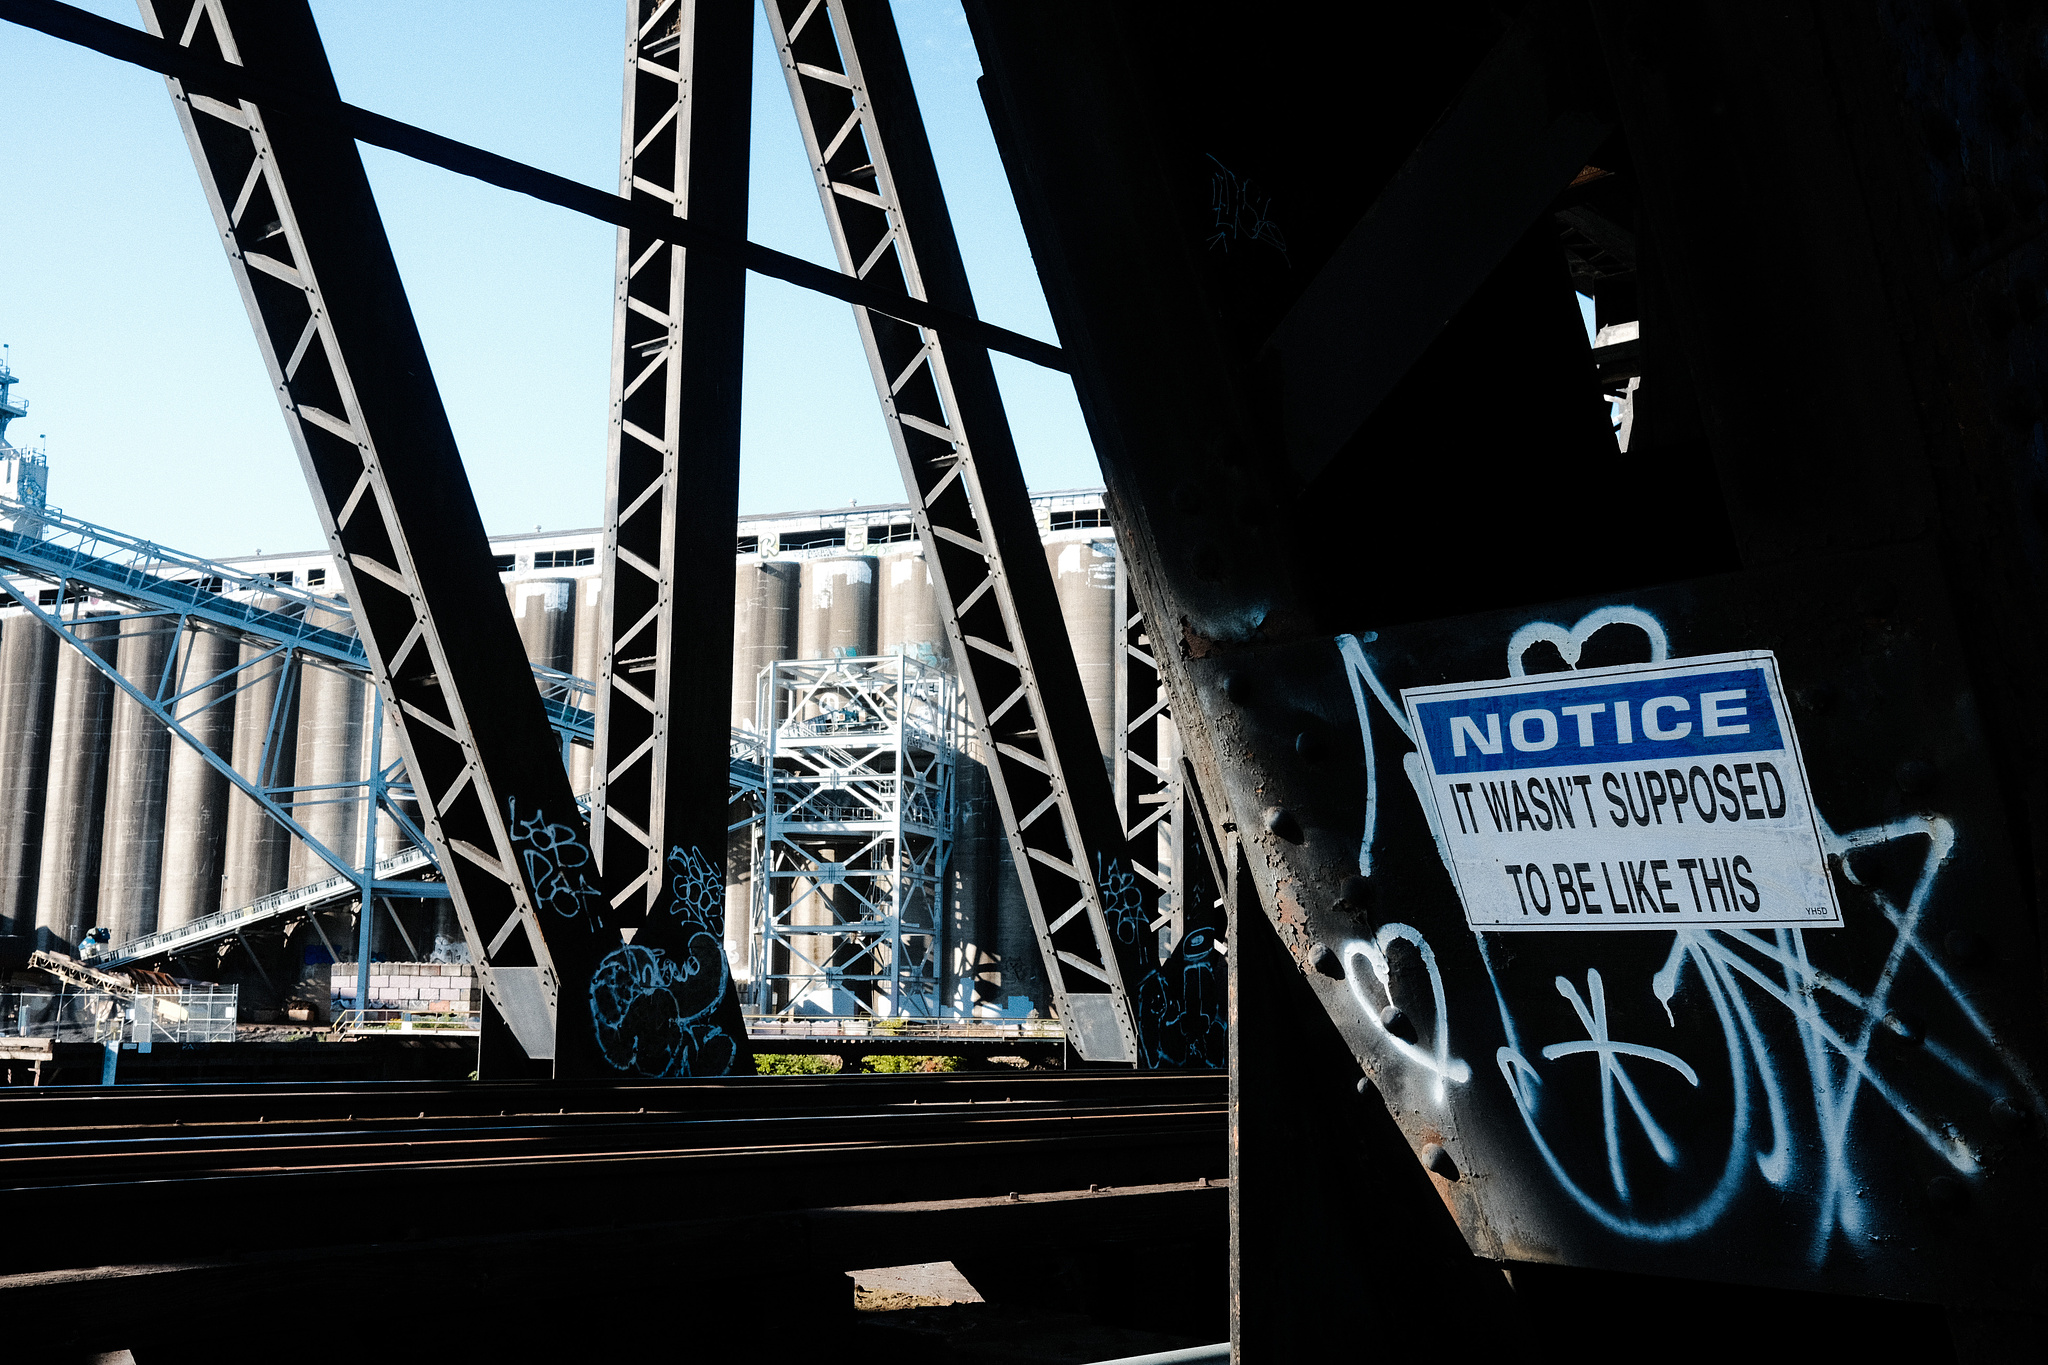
[329,962,481,1015]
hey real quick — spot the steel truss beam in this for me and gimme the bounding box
[589,0,753,1071]
[137,0,604,1068]
[762,0,1150,1063]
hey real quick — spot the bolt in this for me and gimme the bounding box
[1945,928,1984,962]
[1896,759,1935,795]
[1421,1142,1459,1181]
[1379,1005,1418,1044]
[1308,942,1341,978]
[1263,806,1303,843]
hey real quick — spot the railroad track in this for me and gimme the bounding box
[0,1073,1228,1291]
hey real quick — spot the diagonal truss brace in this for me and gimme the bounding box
[763,0,1149,1062]
[139,0,606,1067]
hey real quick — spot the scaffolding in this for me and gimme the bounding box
[752,655,957,1021]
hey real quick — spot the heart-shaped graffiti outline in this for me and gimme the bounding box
[1506,605,1669,678]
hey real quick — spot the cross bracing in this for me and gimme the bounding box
[753,654,956,1021]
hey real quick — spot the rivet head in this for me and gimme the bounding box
[1220,671,1252,705]
[1355,1076,1376,1098]
[1421,1142,1459,1180]
[1295,729,1326,762]
[1340,875,1373,911]
[1378,1005,1417,1044]
[1308,942,1340,978]
[1263,806,1303,843]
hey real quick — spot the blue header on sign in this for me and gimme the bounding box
[1414,666,1783,775]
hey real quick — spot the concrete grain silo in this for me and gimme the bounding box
[509,578,576,673]
[288,656,365,886]
[991,816,1051,1016]
[797,557,876,661]
[946,756,996,1013]
[876,550,950,667]
[219,625,297,911]
[34,609,118,949]
[1044,538,1118,764]
[568,575,604,795]
[0,607,59,936]
[156,627,239,932]
[98,616,177,942]
[731,559,798,727]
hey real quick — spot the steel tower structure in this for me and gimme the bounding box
[752,653,956,1021]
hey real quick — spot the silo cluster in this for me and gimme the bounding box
[0,594,389,953]
[0,498,1127,1026]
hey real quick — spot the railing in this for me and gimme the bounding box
[744,1015,1065,1042]
[332,1007,481,1035]
[5,989,237,1045]
[91,846,436,968]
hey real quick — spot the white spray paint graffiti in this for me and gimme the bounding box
[1342,923,1471,1104]
[1333,611,2045,1252]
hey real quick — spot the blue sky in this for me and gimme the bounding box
[0,1,1095,556]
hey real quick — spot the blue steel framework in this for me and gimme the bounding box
[0,493,610,1005]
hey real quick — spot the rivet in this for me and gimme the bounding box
[1295,729,1326,762]
[1221,672,1252,705]
[1308,942,1340,978]
[1355,1076,1375,1098]
[1379,1005,1417,1044]
[1340,875,1373,911]
[1263,806,1303,843]
[1421,1142,1459,1181]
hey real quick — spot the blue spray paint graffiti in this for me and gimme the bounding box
[1099,853,1227,1069]
[588,844,738,1077]
[1333,610,2044,1254]
[508,797,603,929]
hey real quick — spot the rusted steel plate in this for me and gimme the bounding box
[1197,546,2047,1305]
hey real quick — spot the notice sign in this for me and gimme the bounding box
[1402,651,1840,932]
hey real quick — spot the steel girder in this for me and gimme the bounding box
[137,0,602,1068]
[588,0,754,1069]
[762,0,1148,1063]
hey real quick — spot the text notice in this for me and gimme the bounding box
[1402,651,1840,932]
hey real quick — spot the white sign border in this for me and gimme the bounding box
[1400,649,1843,933]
